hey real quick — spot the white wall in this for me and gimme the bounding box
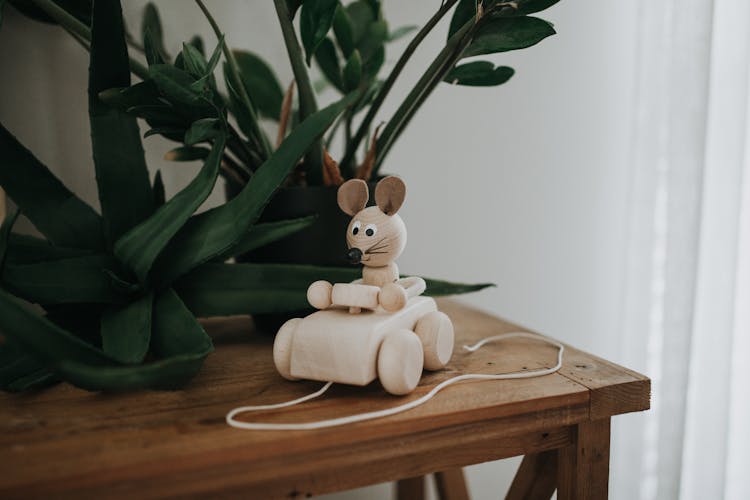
[0,1,640,498]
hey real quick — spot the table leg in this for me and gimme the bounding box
[505,450,557,500]
[557,419,611,500]
[396,476,424,500]
[434,468,470,500]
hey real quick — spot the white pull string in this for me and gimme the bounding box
[226,332,564,431]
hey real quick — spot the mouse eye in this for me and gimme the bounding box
[351,221,362,235]
[364,224,377,237]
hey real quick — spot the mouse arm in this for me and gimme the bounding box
[396,276,426,298]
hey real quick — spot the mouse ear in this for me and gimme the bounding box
[337,179,369,216]
[374,176,406,216]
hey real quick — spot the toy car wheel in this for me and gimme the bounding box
[273,318,301,381]
[377,329,424,395]
[415,311,454,370]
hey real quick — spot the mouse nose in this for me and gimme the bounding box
[347,247,363,264]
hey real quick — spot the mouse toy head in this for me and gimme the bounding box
[337,176,407,268]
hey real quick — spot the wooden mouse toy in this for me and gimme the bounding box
[273,176,455,394]
[307,176,426,313]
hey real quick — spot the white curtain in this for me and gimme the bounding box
[613,0,750,498]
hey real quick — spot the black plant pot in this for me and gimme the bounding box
[227,182,377,332]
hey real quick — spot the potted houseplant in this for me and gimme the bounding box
[0,0,559,393]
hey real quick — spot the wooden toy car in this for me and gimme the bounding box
[273,295,454,395]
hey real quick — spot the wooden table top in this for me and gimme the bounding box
[0,299,650,499]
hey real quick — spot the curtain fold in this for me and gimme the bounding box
[616,0,749,498]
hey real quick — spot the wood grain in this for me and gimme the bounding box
[434,469,470,500]
[557,419,611,500]
[505,450,557,500]
[397,476,424,500]
[0,300,648,499]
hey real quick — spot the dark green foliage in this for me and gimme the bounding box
[462,16,555,58]
[0,0,560,393]
[142,2,168,65]
[448,0,477,40]
[233,50,284,120]
[114,136,225,284]
[343,49,362,92]
[101,293,152,363]
[151,95,358,286]
[89,0,154,247]
[444,61,514,86]
[300,0,339,65]
[0,124,103,250]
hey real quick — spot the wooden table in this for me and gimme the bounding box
[0,300,650,499]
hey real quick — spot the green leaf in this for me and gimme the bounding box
[181,41,209,79]
[152,170,165,208]
[448,0,477,40]
[314,38,343,91]
[177,263,494,317]
[144,126,186,140]
[224,70,259,140]
[287,0,303,19]
[233,50,284,120]
[300,0,339,65]
[148,64,211,109]
[358,19,388,61]
[7,0,91,26]
[346,0,376,45]
[164,146,210,162]
[333,4,355,57]
[113,135,226,284]
[184,118,220,146]
[422,277,495,296]
[56,289,213,391]
[2,255,121,305]
[98,80,161,109]
[176,263,350,315]
[388,25,418,42]
[0,337,57,392]
[0,123,103,250]
[127,104,184,126]
[151,94,357,285]
[4,234,92,265]
[142,2,168,65]
[352,80,379,116]
[443,61,514,86]
[362,45,384,80]
[494,0,560,16]
[4,368,57,392]
[189,35,205,55]
[151,288,212,358]
[462,16,556,59]
[101,292,152,364]
[90,0,154,247]
[0,287,114,367]
[214,215,318,262]
[57,349,206,391]
[343,49,363,92]
[205,36,224,76]
[0,209,19,270]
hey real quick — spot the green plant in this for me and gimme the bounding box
[0,1,499,393]
[3,0,559,186]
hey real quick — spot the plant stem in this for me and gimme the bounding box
[339,0,460,176]
[194,0,271,161]
[273,0,323,185]
[31,0,149,81]
[373,17,476,174]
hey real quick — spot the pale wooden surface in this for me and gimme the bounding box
[0,299,650,499]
